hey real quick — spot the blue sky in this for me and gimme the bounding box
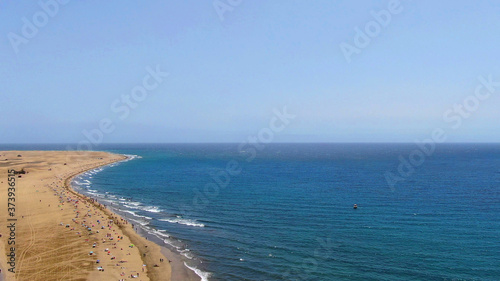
[1,0,499,143]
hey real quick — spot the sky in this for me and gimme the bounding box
[1,0,500,143]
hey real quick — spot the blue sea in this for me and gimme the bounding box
[2,143,499,280]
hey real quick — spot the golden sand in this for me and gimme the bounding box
[0,151,173,281]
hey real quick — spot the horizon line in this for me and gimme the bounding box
[1,142,500,145]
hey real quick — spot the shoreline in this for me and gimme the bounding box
[0,150,196,281]
[61,154,173,280]
[1,151,151,280]
[66,154,201,281]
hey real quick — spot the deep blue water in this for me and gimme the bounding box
[2,143,499,280]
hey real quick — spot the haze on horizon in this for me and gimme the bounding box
[1,0,499,144]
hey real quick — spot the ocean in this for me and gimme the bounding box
[2,143,499,280]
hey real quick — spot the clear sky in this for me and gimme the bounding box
[1,0,499,143]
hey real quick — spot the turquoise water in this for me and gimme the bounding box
[4,144,499,280]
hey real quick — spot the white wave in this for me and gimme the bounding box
[123,210,152,220]
[163,239,182,250]
[154,230,170,238]
[124,203,161,213]
[149,229,170,239]
[184,262,211,281]
[123,154,141,161]
[128,218,149,226]
[180,249,194,260]
[123,205,140,210]
[123,210,137,216]
[122,202,142,209]
[140,206,161,213]
[159,218,204,228]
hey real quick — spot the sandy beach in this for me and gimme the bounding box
[0,151,197,281]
